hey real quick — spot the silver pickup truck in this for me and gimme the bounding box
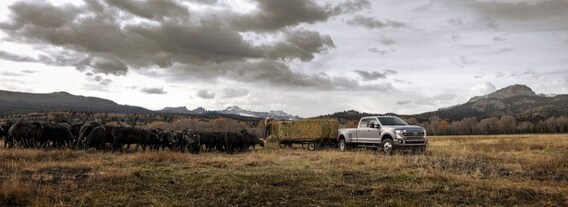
[337,116,427,154]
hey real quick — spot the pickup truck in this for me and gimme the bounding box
[337,116,427,154]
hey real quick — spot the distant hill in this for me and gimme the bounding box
[0,90,151,115]
[415,84,568,121]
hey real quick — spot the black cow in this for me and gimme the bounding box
[172,130,200,153]
[1,121,14,148]
[112,127,157,152]
[40,122,74,148]
[84,125,118,151]
[198,132,218,151]
[155,130,174,151]
[77,121,102,149]
[70,123,83,140]
[7,121,43,148]
[241,129,265,149]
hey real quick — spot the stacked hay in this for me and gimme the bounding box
[270,119,339,142]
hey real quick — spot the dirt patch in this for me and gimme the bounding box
[20,168,90,185]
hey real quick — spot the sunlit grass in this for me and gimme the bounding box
[0,134,566,206]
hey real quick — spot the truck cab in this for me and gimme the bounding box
[337,116,427,153]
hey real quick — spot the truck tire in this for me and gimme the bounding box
[381,139,395,155]
[338,139,348,152]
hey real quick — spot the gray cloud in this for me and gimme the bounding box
[471,0,568,21]
[104,0,189,21]
[93,75,112,86]
[1,72,23,77]
[0,0,347,86]
[232,0,332,32]
[346,15,405,29]
[354,69,397,81]
[196,89,215,99]
[368,48,389,55]
[141,87,167,94]
[0,51,36,62]
[396,100,411,105]
[221,88,250,98]
[378,37,396,46]
[264,29,335,61]
[331,0,371,14]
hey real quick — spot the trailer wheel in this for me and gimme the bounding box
[308,142,317,151]
[338,139,347,152]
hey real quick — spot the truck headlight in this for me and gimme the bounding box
[395,130,403,139]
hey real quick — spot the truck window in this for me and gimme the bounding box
[377,117,408,126]
[359,119,370,128]
[368,120,378,127]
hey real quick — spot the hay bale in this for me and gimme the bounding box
[270,119,338,142]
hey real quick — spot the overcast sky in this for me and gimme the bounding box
[0,0,567,117]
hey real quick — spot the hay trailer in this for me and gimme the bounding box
[270,119,339,151]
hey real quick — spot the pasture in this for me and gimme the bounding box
[0,134,567,206]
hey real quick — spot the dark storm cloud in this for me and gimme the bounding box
[346,15,405,29]
[141,87,167,94]
[196,89,215,99]
[1,1,80,29]
[0,0,390,92]
[354,69,397,81]
[104,0,189,20]
[232,0,332,32]
[264,29,335,61]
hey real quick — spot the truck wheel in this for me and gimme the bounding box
[339,139,347,152]
[381,139,395,155]
[308,142,317,151]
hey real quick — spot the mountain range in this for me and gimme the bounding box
[158,106,301,120]
[1,84,567,121]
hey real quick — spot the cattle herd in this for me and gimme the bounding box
[0,121,265,153]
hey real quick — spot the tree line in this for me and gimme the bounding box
[407,116,568,136]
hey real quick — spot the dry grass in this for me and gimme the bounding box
[0,134,567,206]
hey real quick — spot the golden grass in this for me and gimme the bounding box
[0,134,567,206]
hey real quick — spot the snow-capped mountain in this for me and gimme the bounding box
[158,106,301,120]
[218,106,301,120]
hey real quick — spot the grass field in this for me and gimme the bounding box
[0,134,567,206]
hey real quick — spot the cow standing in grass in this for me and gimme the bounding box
[7,121,43,148]
[172,130,200,153]
[40,122,74,148]
[0,121,14,148]
[76,121,102,149]
[112,127,157,152]
[84,125,119,151]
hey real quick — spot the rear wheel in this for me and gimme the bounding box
[381,139,394,155]
[338,139,347,152]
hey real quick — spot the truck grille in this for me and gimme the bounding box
[402,131,425,137]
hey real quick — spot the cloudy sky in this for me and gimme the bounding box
[0,0,567,117]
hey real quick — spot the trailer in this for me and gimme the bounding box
[270,119,339,151]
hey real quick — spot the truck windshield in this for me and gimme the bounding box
[378,117,408,126]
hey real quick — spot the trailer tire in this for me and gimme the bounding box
[308,142,317,151]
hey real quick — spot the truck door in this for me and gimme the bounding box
[357,118,379,143]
